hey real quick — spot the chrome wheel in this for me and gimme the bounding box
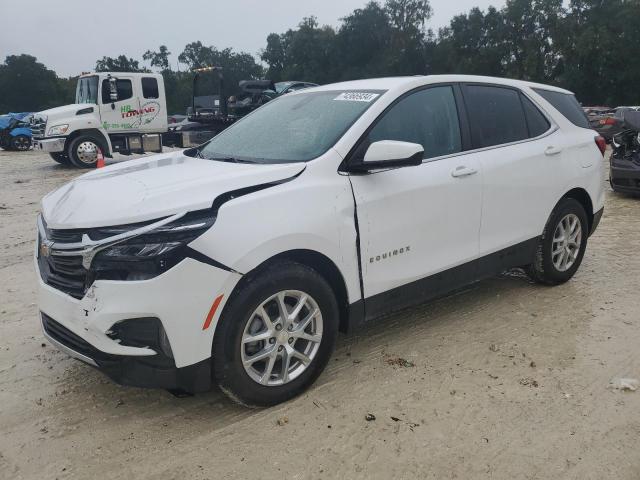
[241,290,323,386]
[76,140,99,164]
[552,213,582,272]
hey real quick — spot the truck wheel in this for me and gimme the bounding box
[49,152,71,165]
[68,135,104,168]
[527,198,589,285]
[213,262,339,407]
[11,135,31,151]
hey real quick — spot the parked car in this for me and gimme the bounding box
[168,114,187,124]
[36,75,605,406]
[0,112,32,151]
[610,109,640,194]
[588,107,640,143]
[266,81,319,99]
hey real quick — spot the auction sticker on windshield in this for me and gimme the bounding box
[334,92,380,102]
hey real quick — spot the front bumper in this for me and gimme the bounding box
[33,137,66,153]
[36,255,241,392]
[610,158,640,193]
[41,312,211,391]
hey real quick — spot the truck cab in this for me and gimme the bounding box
[32,72,167,168]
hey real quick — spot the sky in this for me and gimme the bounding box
[0,0,505,77]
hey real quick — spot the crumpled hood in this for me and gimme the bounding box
[41,151,305,229]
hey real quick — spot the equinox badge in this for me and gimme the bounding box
[370,246,411,263]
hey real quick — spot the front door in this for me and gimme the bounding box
[347,85,483,318]
[99,76,141,133]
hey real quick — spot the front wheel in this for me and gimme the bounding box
[527,198,589,285]
[68,135,103,168]
[11,135,31,151]
[212,262,339,407]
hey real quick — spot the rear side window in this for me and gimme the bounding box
[142,77,159,99]
[366,85,462,160]
[533,89,590,128]
[521,95,551,137]
[464,85,528,148]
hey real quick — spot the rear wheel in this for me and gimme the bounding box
[527,198,589,285]
[68,135,103,168]
[11,135,31,151]
[49,152,71,165]
[212,262,339,407]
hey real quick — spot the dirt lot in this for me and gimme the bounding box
[1,149,639,480]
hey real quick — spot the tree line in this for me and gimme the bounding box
[1,0,639,115]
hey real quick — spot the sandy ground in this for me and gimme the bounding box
[1,148,639,480]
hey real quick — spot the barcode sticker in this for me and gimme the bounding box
[334,92,380,102]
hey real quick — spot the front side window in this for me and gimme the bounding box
[464,85,528,148]
[101,79,133,104]
[75,76,99,104]
[361,86,462,160]
[197,90,383,164]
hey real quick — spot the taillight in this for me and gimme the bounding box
[595,136,607,156]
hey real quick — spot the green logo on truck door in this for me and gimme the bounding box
[102,101,161,130]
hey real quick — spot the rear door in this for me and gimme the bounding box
[348,85,483,317]
[460,84,558,256]
[138,76,166,132]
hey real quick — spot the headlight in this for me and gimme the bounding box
[175,125,183,131]
[99,242,183,260]
[91,209,215,281]
[47,124,69,136]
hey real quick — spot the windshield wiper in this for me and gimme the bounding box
[206,155,256,164]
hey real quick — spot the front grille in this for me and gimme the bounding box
[31,120,46,139]
[47,229,83,243]
[38,251,88,299]
[41,313,107,361]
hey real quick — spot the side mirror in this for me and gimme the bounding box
[350,140,424,172]
[108,77,118,102]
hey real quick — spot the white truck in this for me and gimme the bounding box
[32,72,168,168]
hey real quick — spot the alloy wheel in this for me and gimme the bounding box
[13,136,30,151]
[552,213,582,272]
[241,290,323,386]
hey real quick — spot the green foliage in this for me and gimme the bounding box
[0,55,70,112]
[143,45,171,72]
[3,0,640,112]
[95,55,149,72]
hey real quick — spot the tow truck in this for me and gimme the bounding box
[31,72,167,168]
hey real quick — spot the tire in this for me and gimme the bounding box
[527,198,589,285]
[212,261,339,407]
[49,152,71,165]
[11,135,31,151]
[67,135,104,168]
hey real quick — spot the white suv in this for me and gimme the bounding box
[36,75,605,406]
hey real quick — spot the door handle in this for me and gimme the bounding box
[544,146,563,156]
[451,165,478,178]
